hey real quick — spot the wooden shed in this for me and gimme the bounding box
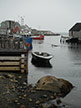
[69,23,81,40]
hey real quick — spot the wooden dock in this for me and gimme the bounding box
[0,35,28,73]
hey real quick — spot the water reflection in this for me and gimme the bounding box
[68,45,81,61]
[32,40,44,44]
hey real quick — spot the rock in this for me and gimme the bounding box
[14,80,18,83]
[35,100,40,104]
[50,95,55,99]
[50,104,57,108]
[42,104,47,108]
[3,74,15,79]
[15,99,18,103]
[23,82,27,85]
[6,90,10,94]
[18,76,22,79]
[10,79,14,82]
[29,84,33,87]
[29,98,32,102]
[35,76,73,97]
[56,97,62,104]
[54,93,57,98]
[0,75,5,79]
[7,74,15,78]
[12,85,15,89]
[20,105,26,108]
[43,94,47,98]
[19,96,22,99]
[23,94,27,98]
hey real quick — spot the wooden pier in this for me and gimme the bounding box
[0,35,28,73]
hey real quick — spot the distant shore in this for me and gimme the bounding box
[30,33,60,36]
[44,33,60,36]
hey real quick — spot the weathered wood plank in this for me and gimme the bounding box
[0,48,28,72]
[0,67,20,71]
[0,49,27,53]
[0,62,20,65]
[0,57,21,60]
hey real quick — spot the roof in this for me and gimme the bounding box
[69,23,81,31]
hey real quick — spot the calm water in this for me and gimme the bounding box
[28,35,81,108]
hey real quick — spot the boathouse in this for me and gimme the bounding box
[69,23,81,40]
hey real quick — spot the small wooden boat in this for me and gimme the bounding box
[32,52,53,60]
[31,52,53,67]
[32,35,44,40]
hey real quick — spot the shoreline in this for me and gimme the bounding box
[0,72,80,108]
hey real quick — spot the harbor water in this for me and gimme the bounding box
[28,35,81,108]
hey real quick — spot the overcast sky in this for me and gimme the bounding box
[0,0,81,33]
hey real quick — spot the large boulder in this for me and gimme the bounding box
[35,76,73,97]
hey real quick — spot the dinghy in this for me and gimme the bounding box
[31,52,53,67]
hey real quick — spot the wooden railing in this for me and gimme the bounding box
[0,39,24,49]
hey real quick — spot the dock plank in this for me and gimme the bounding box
[0,56,21,60]
[0,62,20,65]
[0,67,20,71]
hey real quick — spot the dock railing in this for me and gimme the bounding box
[0,38,25,49]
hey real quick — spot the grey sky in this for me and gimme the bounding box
[0,0,81,33]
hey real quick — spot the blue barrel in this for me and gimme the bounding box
[24,37,33,50]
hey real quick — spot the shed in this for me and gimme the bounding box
[69,23,81,39]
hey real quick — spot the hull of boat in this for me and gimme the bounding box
[31,52,53,67]
[32,52,53,61]
[32,35,44,40]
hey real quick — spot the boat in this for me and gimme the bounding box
[32,35,44,40]
[32,52,53,60]
[31,52,53,67]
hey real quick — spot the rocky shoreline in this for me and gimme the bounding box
[0,72,73,108]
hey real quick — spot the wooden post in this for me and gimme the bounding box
[18,39,20,49]
[1,39,2,48]
[8,39,10,48]
[25,52,28,74]
[4,39,6,48]
[20,54,25,73]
